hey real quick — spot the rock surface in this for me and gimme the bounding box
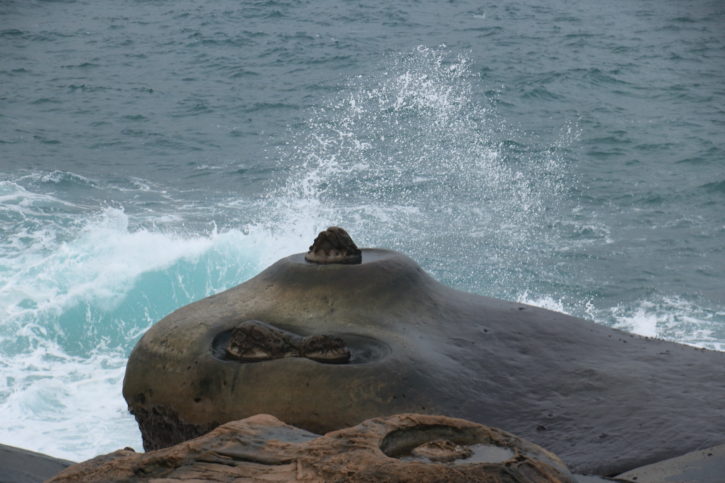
[0,443,74,483]
[615,443,725,483]
[123,243,725,475]
[49,413,575,482]
[225,319,351,363]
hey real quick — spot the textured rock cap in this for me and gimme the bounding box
[305,226,362,264]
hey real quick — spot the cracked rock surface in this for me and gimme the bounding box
[49,413,574,482]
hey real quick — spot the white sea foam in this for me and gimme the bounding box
[0,180,77,219]
[516,292,569,314]
[518,292,724,352]
[608,296,724,351]
[3,208,211,320]
[0,347,134,461]
[0,199,277,460]
[18,170,97,187]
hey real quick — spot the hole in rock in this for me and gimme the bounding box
[380,425,515,465]
[211,323,389,365]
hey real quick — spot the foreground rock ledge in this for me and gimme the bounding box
[49,413,575,482]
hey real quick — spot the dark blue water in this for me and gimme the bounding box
[1,0,724,460]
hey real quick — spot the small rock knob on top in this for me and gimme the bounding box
[305,226,362,264]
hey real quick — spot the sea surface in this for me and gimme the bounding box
[1,0,724,462]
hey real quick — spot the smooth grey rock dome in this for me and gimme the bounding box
[123,237,725,476]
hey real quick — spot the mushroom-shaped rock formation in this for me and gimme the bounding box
[123,228,725,476]
[50,413,575,482]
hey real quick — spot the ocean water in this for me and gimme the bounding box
[1,0,724,462]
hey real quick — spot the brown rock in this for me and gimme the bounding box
[224,319,351,364]
[298,333,351,363]
[410,439,474,463]
[225,319,301,361]
[49,413,574,482]
[305,226,362,264]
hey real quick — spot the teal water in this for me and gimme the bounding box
[1,0,724,461]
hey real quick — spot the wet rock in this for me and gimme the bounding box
[49,413,575,482]
[615,443,725,483]
[409,439,475,463]
[123,240,725,475]
[0,444,74,483]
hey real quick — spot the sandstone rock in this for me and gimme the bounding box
[49,413,575,482]
[122,234,725,475]
[304,226,362,264]
[224,319,350,363]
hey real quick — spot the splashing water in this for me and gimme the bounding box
[0,45,721,462]
[0,195,266,458]
[269,46,573,293]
